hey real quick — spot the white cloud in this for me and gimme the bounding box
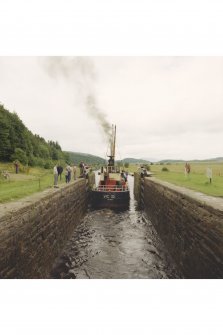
[0,57,223,160]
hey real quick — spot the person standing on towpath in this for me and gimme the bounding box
[68,164,72,182]
[79,161,85,177]
[65,164,72,183]
[53,164,59,187]
[14,160,19,174]
[185,162,191,177]
[57,165,63,181]
[65,168,69,183]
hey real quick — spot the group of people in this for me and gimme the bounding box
[79,161,89,179]
[53,163,77,187]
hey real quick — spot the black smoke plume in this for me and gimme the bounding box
[43,57,112,142]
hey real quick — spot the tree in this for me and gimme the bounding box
[38,144,50,159]
[0,116,11,160]
[0,104,66,166]
[11,148,28,165]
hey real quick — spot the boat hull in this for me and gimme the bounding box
[91,190,130,209]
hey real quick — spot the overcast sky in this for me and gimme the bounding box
[0,56,222,161]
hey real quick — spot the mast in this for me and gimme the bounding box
[112,124,116,158]
[110,124,113,157]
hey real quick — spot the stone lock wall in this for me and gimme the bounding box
[142,177,223,279]
[134,172,142,203]
[0,179,88,279]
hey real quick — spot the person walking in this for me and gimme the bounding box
[14,160,19,174]
[185,162,191,177]
[65,166,69,183]
[79,161,85,177]
[57,165,63,181]
[53,164,58,187]
[67,164,72,182]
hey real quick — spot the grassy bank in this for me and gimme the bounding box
[0,163,80,203]
[126,162,223,197]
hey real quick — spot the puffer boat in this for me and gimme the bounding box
[91,125,130,210]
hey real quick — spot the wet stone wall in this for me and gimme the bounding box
[0,179,87,279]
[143,177,223,279]
[134,172,141,203]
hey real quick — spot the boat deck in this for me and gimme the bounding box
[94,185,129,192]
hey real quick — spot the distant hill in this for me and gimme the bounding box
[158,157,223,164]
[118,157,151,164]
[158,159,185,164]
[65,154,152,166]
[65,151,106,165]
[199,157,223,163]
[142,157,158,163]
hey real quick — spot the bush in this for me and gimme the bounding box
[28,155,36,166]
[44,161,53,169]
[32,157,45,167]
[161,167,169,172]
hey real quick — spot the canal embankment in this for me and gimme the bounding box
[134,173,223,278]
[0,179,89,279]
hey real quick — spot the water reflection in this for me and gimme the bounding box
[50,175,182,279]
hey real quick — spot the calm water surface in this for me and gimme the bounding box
[50,175,182,279]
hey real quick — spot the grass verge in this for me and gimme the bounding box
[126,162,223,197]
[0,163,74,203]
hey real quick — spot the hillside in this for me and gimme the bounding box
[0,104,67,167]
[65,151,106,165]
[66,153,151,166]
[194,157,223,163]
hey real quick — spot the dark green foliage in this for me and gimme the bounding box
[44,161,54,169]
[11,148,28,165]
[0,114,11,161]
[161,167,169,172]
[0,104,66,166]
[124,162,129,168]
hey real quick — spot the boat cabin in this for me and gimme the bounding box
[98,165,128,192]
